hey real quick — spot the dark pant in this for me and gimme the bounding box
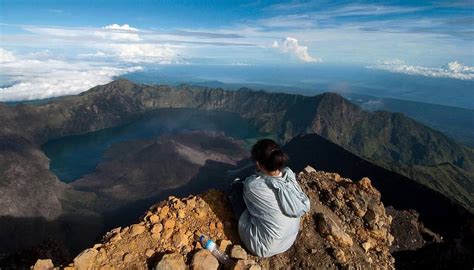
[229,180,247,222]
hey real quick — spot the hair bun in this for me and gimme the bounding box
[251,139,288,172]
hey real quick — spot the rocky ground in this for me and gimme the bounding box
[33,166,397,269]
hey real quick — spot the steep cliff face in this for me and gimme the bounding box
[0,135,63,219]
[39,168,396,270]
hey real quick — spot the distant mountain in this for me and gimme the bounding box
[1,79,472,212]
[183,79,474,147]
[0,79,473,264]
[346,93,474,147]
[119,64,474,109]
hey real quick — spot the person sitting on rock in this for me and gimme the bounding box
[229,139,310,257]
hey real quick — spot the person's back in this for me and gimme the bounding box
[230,139,310,257]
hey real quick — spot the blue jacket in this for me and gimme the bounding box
[238,167,310,257]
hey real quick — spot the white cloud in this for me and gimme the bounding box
[24,24,142,42]
[17,24,190,63]
[97,24,141,41]
[0,23,191,101]
[95,43,182,63]
[23,26,86,38]
[368,59,474,80]
[102,24,139,32]
[267,2,423,15]
[94,31,141,42]
[0,48,16,62]
[446,61,474,74]
[272,37,322,63]
[259,15,315,28]
[324,4,423,17]
[19,24,187,63]
[361,99,384,110]
[0,48,142,101]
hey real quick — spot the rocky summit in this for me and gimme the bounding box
[35,167,395,269]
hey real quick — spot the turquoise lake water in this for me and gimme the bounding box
[42,108,263,183]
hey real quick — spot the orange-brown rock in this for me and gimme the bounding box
[32,259,54,270]
[155,253,186,270]
[37,167,394,269]
[192,249,219,270]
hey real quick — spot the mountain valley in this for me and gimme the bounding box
[0,79,473,268]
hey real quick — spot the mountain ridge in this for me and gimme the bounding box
[0,79,472,213]
[0,79,473,267]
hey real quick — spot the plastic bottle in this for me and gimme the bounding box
[199,235,233,265]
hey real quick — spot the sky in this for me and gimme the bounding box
[0,0,473,101]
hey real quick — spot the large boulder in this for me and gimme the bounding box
[155,253,186,270]
[73,248,98,270]
[32,259,54,270]
[191,249,219,270]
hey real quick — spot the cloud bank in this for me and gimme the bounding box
[272,37,322,63]
[0,48,142,101]
[95,43,182,63]
[1,1,472,101]
[0,23,190,101]
[368,60,474,80]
